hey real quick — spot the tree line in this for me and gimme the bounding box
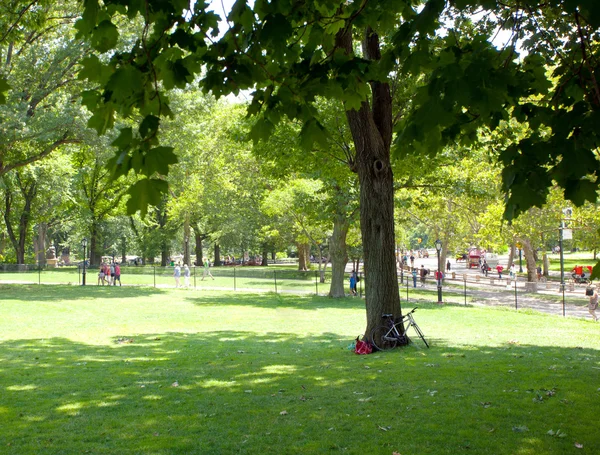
[0,0,598,340]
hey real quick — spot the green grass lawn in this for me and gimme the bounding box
[547,253,597,272]
[0,284,598,454]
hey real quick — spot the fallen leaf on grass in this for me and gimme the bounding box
[171,381,179,387]
[575,443,583,449]
[280,410,288,415]
[378,426,391,431]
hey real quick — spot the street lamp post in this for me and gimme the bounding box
[82,238,87,286]
[435,239,443,304]
[518,247,523,273]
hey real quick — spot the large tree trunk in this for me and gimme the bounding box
[507,243,516,270]
[194,229,205,267]
[328,215,350,298]
[183,219,191,266]
[298,242,309,271]
[121,236,126,264]
[518,237,536,282]
[339,27,400,340]
[36,223,47,266]
[214,243,221,266]
[89,221,100,265]
[261,248,268,266]
[161,247,169,266]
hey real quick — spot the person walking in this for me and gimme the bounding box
[588,287,599,321]
[201,257,214,280]
[349,270,357,296]
[420,265,427,287]
[446,260,451,272]
[183,264,190,287]
[98,262,105,286]
[496,264,504,279]
[411,268,417,288]
[113,262,121,286]
[435,269,443,287]
[173,263,181,288]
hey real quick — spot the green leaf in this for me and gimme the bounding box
[0,77,10,104]
[111,127,134,149]
[139,115,160,139]
[126,178,169,217]
[90,20,119,53]
[300,118,328,150]
[143,146,178,176]
[87,104,115,134]
[78,55,113,85]
[106,66,144,105]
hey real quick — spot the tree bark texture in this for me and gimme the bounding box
[194,228,205,267]
[183,218,191,266]
[507,244,516,269]
[518,237,536,281]
[261,249,268,266]
[214,243,221,266]
[89,222,99,265]
[338,27,401,339]
[328,214,349,297]
[37,223,47,266]
[298,242,309,271]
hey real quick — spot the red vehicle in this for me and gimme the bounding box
[468,248,485,269]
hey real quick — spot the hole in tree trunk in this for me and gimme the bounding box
[373,160,383,172]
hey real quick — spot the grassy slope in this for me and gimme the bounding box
[0,284,598,455]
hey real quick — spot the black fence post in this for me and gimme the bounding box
[406,275,409,302]
[78,265,80,285]
[315,270,318,295]
[274,270,278,294]
[464,277,467,306]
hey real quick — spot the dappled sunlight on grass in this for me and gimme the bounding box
[0,285,599,454]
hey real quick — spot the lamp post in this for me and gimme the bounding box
[82,238,87,286]
[434,239,443,304]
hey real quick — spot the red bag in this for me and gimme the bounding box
[354,337,372,355]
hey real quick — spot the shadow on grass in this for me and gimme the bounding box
[0,284,167,302]
[1,331,599,454]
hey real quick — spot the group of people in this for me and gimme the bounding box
[173,258,215,288]
[98,262,121,286]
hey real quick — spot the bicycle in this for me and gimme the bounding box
[572,274,590,285]
[370,307,429,351]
